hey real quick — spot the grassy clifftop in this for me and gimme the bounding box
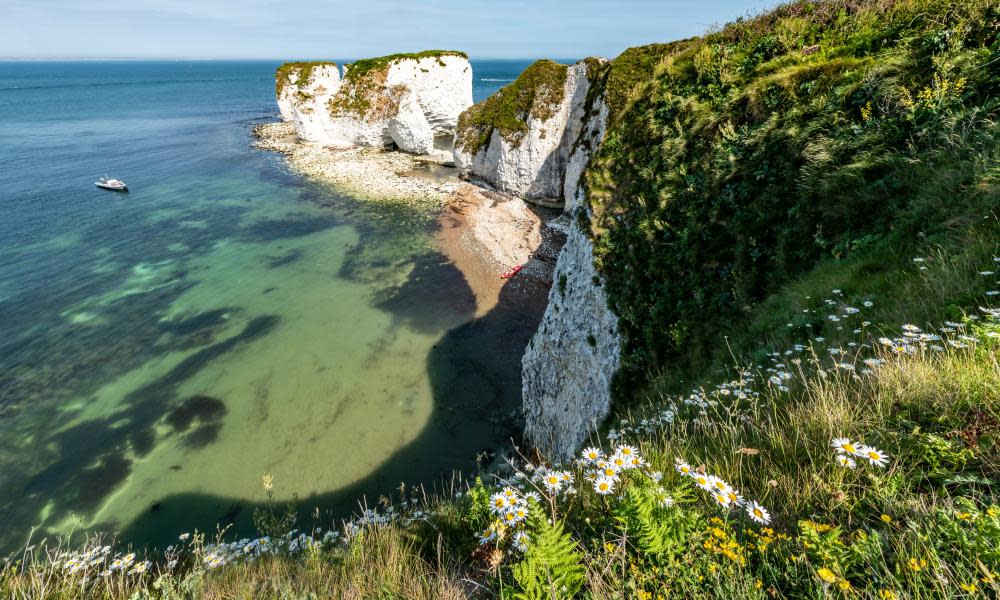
[274,61,338,97]
[585,0,999,384]
[327,50,467,122]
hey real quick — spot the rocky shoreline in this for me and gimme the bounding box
[253,122,459,206]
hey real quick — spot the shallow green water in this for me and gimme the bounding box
[0,60,538,552]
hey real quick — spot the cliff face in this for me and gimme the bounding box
[520,82,621,461]
[276,52,472,156]
[521,224,621,461]
[454,60,597,204]
[276,63,343,143]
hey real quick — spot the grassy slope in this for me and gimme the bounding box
[584,0,1000,385]
[5,1,1000,598]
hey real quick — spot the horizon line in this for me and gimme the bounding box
[0,56,586,62]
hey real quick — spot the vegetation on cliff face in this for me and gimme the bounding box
[585,0,999,383]
[455,59,569,155]
[274,61,337,98]
[327,50,467,122]
[343,50,467,83]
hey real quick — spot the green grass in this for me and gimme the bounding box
[342,50,467,83]
[455,59,569,154]
[274,62,337,98]
[583,0,1000,388]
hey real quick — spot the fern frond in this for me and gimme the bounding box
[512,514,585,600]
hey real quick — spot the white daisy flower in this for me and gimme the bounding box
[489,493,509,514]
[713,492,733,507]
[709,476,733,495]
[581,447,602,463]
[512,530,530,553]
[691,473,713,491]
[859,445,889,467]
[542,473,562,493]
[598,465,620,479]
[593,476,616,495]
[830,437,860,456]
[610,453,629,470]
[617,444,637,457]
[836,455,857,469]
[674,461,693,476]
[746,501,771,524]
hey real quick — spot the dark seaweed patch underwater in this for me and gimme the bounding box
[0,59,542,553]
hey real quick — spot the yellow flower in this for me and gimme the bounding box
[817,567,838,584]
[879,590,897,599]
[638,592,651,600]
[755,579,763,590]
[960,582,977,593]
[955,512,973,521]
[838,579,852,591]
[880,514,892,524]
[987,507,998,518]
[908,557,927,571]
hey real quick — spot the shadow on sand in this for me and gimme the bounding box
[108,224,562,550]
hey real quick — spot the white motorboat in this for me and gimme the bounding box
[96,176,128,192]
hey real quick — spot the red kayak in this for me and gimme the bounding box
[500,264,523,279]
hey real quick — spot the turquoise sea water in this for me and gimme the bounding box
[0,59,543,552]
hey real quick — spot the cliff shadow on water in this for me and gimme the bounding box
[110,202,564,551]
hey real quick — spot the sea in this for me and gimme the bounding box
[0,59,558,552]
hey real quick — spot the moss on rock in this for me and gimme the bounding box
[275,61,338,98]
[455,60,570,155]
[328,50,467,122]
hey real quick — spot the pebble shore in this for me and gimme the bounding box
[253,122,459,208]
[252,121,564,308]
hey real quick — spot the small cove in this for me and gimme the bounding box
[0,59,544,552]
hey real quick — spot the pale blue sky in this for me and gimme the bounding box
[3,0,779,60]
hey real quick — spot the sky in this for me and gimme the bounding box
[2,0,780,60]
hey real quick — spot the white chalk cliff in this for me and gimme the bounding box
[521,78,622,462]
[276,53,473,156]
[454,60,596,203]
[277,63,343,144]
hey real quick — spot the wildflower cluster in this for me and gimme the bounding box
[578,444,646,496]
[58,545,148,578]
[830,437,889,469]
[479,486,535,552]
[675,460,770,524]
[198,528,342,569]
